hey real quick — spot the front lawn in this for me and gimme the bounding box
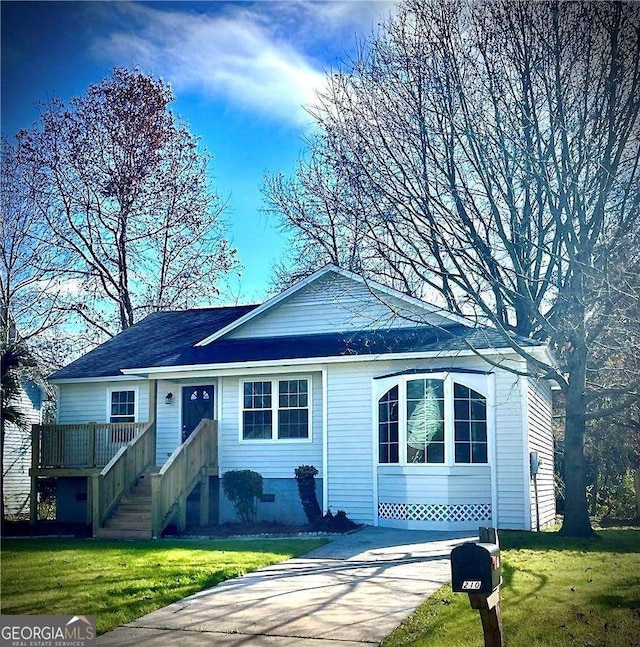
[384,528,640,647]
[0,537,326,634]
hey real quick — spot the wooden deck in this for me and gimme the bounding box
[30,419,219,537]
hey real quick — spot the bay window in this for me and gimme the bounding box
[377,373,489,465]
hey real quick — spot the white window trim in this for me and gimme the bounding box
[375,372,489,467]
[238,375,313,443]
[106,386,139,423]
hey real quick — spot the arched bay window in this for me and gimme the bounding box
[377,373,488,465]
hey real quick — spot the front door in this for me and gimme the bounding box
[182,385,214,442]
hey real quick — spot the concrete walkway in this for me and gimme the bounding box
[96,527,473,646]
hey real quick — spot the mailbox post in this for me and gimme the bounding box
[450,527,503,647]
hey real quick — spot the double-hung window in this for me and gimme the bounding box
[109,389,136,423]
[242,378,311,441]
[108,388,138,443]
[377,373,489,465]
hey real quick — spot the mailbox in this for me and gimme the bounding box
[450,542,501,594]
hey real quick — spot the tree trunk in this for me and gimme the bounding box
[559,350,595,537]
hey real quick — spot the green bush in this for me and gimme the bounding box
[222,470,263,525]
[314,509,358,533]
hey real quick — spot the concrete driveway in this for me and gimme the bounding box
[96,527,473,646]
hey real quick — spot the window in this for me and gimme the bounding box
[379,385,399,463]
[109,390,135,423]
[278,379,309,439]
[377,374,488,465]
[407,379,445,463]
[243,381,272,439]
[241,378,311,441]
[454,383,487,463]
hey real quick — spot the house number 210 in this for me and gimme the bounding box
[461,580,482,590]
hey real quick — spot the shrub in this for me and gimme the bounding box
[295,465,322,524]
[222,470,263,525]
[314,509,358,533]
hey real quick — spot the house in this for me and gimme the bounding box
[4,378,45,516]
[35,265,555,538]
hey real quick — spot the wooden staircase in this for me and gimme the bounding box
[95,470,155,539]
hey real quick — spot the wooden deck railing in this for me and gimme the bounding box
[91,421,156,536]
[33,422,149,469]
[151,419,217,538]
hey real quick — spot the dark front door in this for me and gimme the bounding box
[182,385,214,442]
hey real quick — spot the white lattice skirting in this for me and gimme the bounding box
[378,502,492,523]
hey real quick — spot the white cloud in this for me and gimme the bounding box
[91,1,397,127]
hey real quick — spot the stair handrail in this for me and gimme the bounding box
[151,418,217,538]
[91,420,156,536]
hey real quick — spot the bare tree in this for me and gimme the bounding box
[265,1,640,536]
[1,140,65,346]
[18,68,236,338]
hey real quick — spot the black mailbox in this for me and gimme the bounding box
[450,542,501,594]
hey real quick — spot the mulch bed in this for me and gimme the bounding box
[2,520,92,538]
[163,521,333,539]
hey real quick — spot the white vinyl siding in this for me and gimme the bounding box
[326,363,376,524]
[493,369,528,529]
[378,467,491,503]
[3,382,42,515]
[219,373,323,479]
[56,381,149,425]
[228,273,452,339]
[528,377,555,529]
[155,379,182,464]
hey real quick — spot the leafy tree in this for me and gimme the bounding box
[265,1,640,536]
[18,68,236,338]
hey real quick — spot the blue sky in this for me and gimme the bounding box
[1,0,396,303]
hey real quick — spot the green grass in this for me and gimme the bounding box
[0,537,326,634]
[384,528,640,647]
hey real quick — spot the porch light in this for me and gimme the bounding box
[164,392,173,405]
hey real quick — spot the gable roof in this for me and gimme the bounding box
[195,265,474,346]
[50,267,550,382]
[120,325,542,375]
[49,305,257,381]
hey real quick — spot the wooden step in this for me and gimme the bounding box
[104,513,151,526]
[120,494,151,510]
[95,527,152,540]
[104,518,151,531]
[117,501,152,512]
[95,469,155,539]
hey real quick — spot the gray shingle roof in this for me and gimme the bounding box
[49,305,257,380]
[51,309,541,380]
[142,324,540,369]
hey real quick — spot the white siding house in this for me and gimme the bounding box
[3,379,44,515]
[46,265,556,533]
